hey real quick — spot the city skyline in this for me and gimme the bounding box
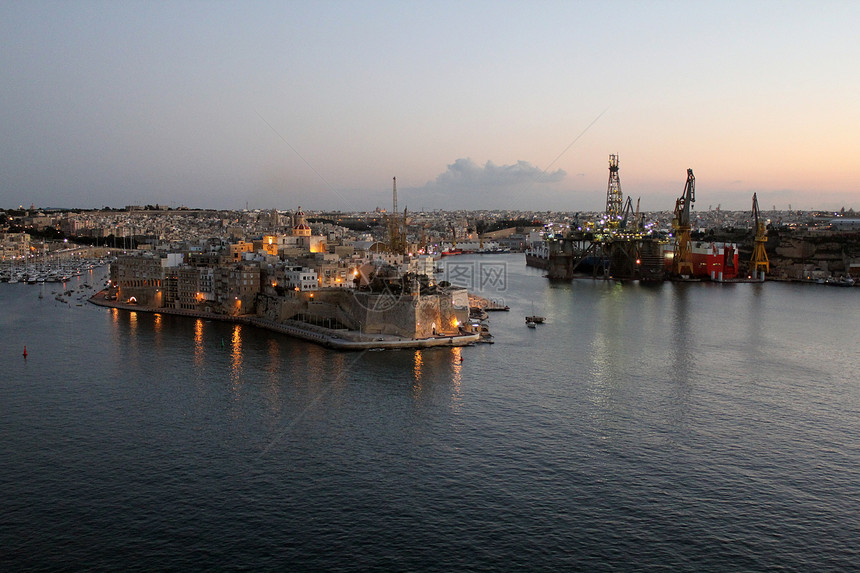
[2,1,859,213]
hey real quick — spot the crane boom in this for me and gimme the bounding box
[672,169,696,276]
[749,193,769,278]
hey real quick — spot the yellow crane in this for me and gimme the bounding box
[672,169,696,276]
[749,193,769,279]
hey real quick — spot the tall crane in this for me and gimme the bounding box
[605,154,624,228]
[749,193,770,279]
[672,169,696,276]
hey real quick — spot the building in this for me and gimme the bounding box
[112,254,164,305]
[0,232,30,261]
[283,266,318,291]
[215,263,261,315]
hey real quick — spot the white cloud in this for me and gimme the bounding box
[429,158,565,189]
[406,158,567,209]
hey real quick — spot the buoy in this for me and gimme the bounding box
[23,346,28,358]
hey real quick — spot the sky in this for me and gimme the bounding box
[2,0,859,213]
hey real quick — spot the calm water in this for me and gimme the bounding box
[2,256,859,571]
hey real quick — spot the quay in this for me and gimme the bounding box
[88,291,480,350]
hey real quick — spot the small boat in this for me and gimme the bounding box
[526,320,536,328]
[525,303,545,325]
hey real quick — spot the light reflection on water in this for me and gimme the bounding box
[230,324,243,393]
[412,350,423,386]
[193,319,205,366]
[450,347,463,410]
[152,313,162,348]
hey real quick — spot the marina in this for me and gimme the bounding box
[0,256,112,285]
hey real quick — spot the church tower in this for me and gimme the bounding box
[292,206,312,237]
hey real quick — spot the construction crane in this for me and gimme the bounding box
[749,193,770,279]
[672,168,696,276]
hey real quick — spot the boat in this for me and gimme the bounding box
[525,302,545,325]
[526,320,536,328]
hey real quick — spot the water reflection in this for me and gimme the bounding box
[450,347,463,410]
[412,350,423,391]
[587,283,627,418]
[127,311,138,353]
[671,283,692,374]
[153,314,162,348]
[266,339,281,375]
[193,319,205,366]
[747,282,765,365]
[230,325,243,393]
[263,338,283,411]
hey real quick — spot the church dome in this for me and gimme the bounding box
[292,206,312,236]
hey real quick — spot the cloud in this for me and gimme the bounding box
[429,158,565,189]
[398,158,571,210]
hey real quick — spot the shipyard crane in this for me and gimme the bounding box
[672,169,696,276]
[634,197,641,232]
[620,196,637,230]
[749,193,770,279]
[475,219,487,250]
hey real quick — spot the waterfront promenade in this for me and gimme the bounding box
[88,291,480,350]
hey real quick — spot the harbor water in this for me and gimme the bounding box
[2,255,859,571]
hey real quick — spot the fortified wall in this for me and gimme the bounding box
[255,288,470,339]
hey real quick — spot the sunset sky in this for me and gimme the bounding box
[2,1,858,212]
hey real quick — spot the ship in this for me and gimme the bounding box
[525,242,550,269]
[662,241,740,281]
